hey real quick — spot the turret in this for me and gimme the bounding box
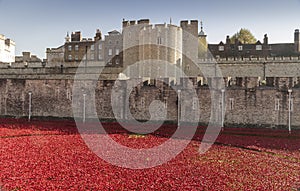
[198,21,207,58]
[65,32,70,42]
[180,20,198,37]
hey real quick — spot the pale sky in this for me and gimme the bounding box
[1,0,300,58]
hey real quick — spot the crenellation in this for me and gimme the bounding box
[130,20,136,26]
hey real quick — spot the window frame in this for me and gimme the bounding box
[108,49,113,56]
[218,45,224,51]
[238,45,243,51]
[256,45,262,51]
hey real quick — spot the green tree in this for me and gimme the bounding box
[230,28,257,44]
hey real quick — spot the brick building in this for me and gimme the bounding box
[64,30,102,62]
[46,29,123,67]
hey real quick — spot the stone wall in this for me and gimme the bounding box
[0,77,299,128]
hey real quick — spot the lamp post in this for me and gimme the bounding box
[178,90,181,127]
[221,89,225,131]
[288,89,292,134]
[263,62,266,81]
[28,92,32,122]
[83,93,86,123]
[85,46,88,73]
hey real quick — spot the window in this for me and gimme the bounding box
[116,49,119,55]
[116,40,119,44]
[98,54,102,60]
[109,40,112,44]
[108,49,112,56]
[75,45,79,51]
[68,45,72,51]
[164,97,167,108]
[141,97,145,108]
[91,45,95,51]
[98,44,102,50]
[68,55,72,61]
[218,46,224,51]
[90,53,94,60]
[115,59,120,65]
[192,97,198,110]
[75,55,78,61]
[157,37,162,45]
[256,45,262,51]
[275,99,280,111]
[55,87,60,98]
[229,98,234,110]
[238,45,243,51]
[66,89,72,100]
[177,58,182,65]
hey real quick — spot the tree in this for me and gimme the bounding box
[230,28,257,44]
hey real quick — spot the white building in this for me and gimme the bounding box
[0,34,15,63]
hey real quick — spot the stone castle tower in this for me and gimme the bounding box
[121,19,206,79]
[122,19,187,80]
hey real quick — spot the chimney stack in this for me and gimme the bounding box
[295,29,300,52]
[226,35,231,44]
[264,34,268,45]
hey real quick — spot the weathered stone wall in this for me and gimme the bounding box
[1,57,300,128]
[0,77,299,128]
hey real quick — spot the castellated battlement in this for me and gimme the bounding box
[180,20,198,26]
[122,19,150,28]
[137,19,150,25]
[180,20,199,37]
[123,19,198,30]
[143,24,182,31]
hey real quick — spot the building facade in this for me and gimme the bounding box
[64,30,101,62]
[46,29,125,69]
[45,19,300,77]
[208,30,300,58]
[104,30,123,66]
[0,34,15,63]
[46,45,65,64]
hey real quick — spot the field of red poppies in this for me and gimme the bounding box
[0,118,299,190]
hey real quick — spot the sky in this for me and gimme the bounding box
[1,0,300,59]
